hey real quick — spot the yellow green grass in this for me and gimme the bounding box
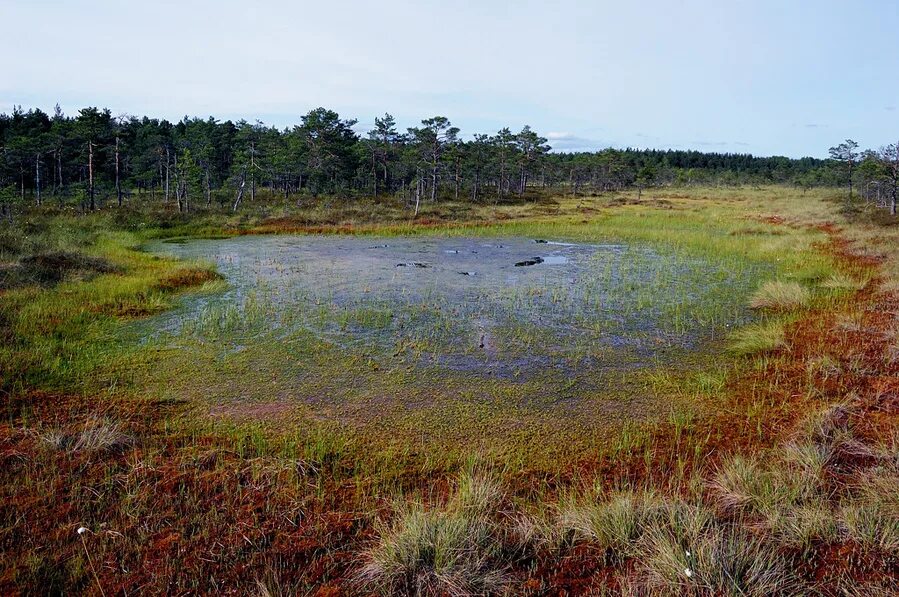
[3,185,895,594]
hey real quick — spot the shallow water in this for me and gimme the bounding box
[143,234,762,378]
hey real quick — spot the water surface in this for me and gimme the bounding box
[144,234,761,379]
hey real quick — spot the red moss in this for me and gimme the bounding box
[2,220,898,593]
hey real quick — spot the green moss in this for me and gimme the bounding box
[1,187,844,472]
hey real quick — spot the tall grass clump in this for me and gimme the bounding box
[710,455,800,514]
[557,489,808,593]
[557,489,664,560]
[710,452,839,549]
[726,321,786,355]
[841,469,899,552]
[749,280,811,311]
[39,416,133,453]
[633,513,803,596]
[819,273,867,292]
[357,472,508,596]
[840,505,899,552]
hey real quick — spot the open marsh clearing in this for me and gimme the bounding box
[6,188,896,595]
[135,230,771,452]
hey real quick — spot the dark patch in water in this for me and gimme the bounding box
[515,257,544,267]
[141,234,767,382]
[534,239,548,243]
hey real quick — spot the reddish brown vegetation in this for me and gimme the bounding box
[1,222,896,594]
[529,225,899,592]
[154,267,221,291]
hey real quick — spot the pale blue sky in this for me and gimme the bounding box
[1,0,896,157]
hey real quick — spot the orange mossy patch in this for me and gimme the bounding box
[2,218,898,594]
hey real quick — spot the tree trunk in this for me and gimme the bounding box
[232,170,246,212]
[115,136,122,206]
[206,168,212,206]
[35,154,41,206]
[891,170,898,216]
[430,158,437,203]
[371,151,378,197]
[847,163,853,206]
[892,147,898,216]
[164,147,170,203]
[88,141,95,211]
[414,175,422,216]
[250,143,256,202]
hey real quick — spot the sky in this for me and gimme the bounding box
[1,0,897,158]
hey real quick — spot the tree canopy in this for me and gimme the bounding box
[0,105,868,216]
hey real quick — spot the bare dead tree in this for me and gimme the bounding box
[881,141,899,216]
[34,153,41,206]
[232,168,247,212]
[115,136,122,206]
[88,140,96,211]
[164,146,171,203]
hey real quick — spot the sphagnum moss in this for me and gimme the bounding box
[3,186,896,594]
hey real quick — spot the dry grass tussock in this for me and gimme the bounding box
[749,280,811,311]
[354,396,898,595]
[357,471,511,596]
[632,510,803,596]
[37,415,133,453]
[819,272,868,291]
[556,486,806,595]
[726,321,786,355]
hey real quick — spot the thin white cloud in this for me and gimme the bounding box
[546,132,575,140]
[2,0,897,158]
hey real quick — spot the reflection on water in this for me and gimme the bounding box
[141,235,763,377]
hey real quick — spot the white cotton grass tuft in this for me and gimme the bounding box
[77,526,106,596]
[684,568,693,578]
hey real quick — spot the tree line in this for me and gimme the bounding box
[829,139,899,215]
[0,105,894,218]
